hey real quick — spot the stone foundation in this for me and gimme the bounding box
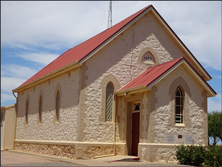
[138,144,178,163]
[14,142,76,159]
[14,142,127,160]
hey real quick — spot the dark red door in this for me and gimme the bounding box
[132,112,140,156]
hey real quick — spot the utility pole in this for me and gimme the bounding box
[107,1,112,28]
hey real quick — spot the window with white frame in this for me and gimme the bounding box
[175,87,184,124]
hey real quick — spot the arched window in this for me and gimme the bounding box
[175,87,184,124]
[134,103,140,111]
[38,96,42,124]
[25,100,29,125]
[105,82,114,122]
[55,90,60,122]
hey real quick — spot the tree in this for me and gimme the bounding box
[208,111,222,145]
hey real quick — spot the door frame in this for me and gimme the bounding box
[126,100,141,155]
[131,111,140,156]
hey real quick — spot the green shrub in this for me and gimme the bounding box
[204,145,222,167]
[176,144,205,166]
[176,145,222,167]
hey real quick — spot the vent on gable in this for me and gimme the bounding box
[142,51,155,65]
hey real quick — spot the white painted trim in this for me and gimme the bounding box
[147,61,182,90]
[151,9,211,81]
[13,61,80,93]
[1,104,15,110]
[13,6,212,94]
[175,123,185,127]
[182,61,216,96]
[139,143,206,146]
[79,6,211,81]
[14,139,122,145]
[79,7,153,65]
[147,60,216,97]
[117,85,147,94]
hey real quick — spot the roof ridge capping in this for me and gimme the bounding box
[149,5,212,81]
[13,4,212,93]
[13,4,154,92]
[78,4,153,64]
[118,58,216,97]
[117,57,183,92]
[118,58,183,91]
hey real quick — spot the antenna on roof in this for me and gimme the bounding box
[107,1,112,29]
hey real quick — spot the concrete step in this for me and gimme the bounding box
[94,155,140,162]
[107,157,140,162]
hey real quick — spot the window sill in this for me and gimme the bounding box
[175,124,185,127]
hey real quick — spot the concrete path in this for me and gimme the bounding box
[1,150,81,166]
[1,150,193,167]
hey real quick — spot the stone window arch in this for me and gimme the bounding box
[38,95,42,124]
[175,86,184,124]
[55,90,60,123]
[105,82,114,122]
[137,47,159,65]
[100,74,120,122]
[169,76,191,126]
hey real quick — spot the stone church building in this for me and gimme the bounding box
[12,5,216,162]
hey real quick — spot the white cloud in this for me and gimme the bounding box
[1,1,221,107]
[1,64,38,93]
[16,53,59,66]
[1,77,26,92]
[1,1,108,49]
[1,93,15,103]
[1,1,221,70]
[208,93,222,112]
[152,1,221,71]
[1,64,38,79]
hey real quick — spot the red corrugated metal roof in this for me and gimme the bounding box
[119,58,183,91]
[151,7,212,80]
[18,5,151,88]
[119,57,216,95]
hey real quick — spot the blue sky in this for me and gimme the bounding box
[1,1,221,112]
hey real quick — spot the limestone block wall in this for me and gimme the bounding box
[16,68,80,141]
[82,12,190,142]
[141,92,150,143]
[141,65,208,162]
[116,96,125,143]
[153,65,206,145]
[138,144,177,163]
